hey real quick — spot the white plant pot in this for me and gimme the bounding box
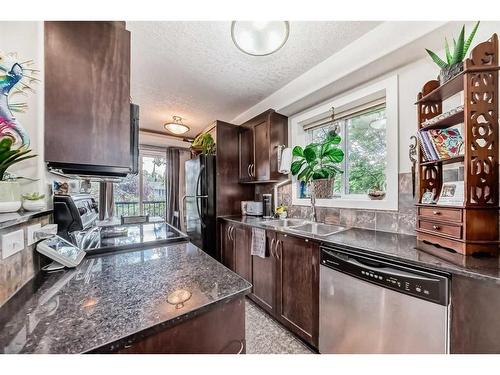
[22,199,46,212]
[0,181,21,213]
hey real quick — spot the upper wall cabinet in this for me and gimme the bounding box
[44,21,131,175]
[238,109,288,183]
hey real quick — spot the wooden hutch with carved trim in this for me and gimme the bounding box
[415,34,499,256]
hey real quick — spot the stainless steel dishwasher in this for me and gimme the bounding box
[319,245,450,354]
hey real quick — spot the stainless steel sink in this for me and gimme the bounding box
[288,222,348,237]
[261,219,308,228]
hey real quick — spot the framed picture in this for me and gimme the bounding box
[421,191,435,204]
[437,181,464,206]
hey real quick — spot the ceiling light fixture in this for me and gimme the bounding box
[164,115,190,135]
[231,21,290,56]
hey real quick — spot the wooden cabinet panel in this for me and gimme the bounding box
[45,21,131,169]
[418,207,462,223]
[233,225,252,282]
[221,221,234,270]
[114,297,246,354]
[253,120,270,181]
[238,127,254,182]
[418,219,462,239]
[238,109,287,183]
[250,231,277,313]
[276,233,319,346]
[223,221,320,349]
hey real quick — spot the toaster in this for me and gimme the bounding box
[241,201,263,216]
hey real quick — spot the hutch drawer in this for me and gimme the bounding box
[418,219,462,239]
[418,207,463,223]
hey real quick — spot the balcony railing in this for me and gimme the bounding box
[115,201,166,219]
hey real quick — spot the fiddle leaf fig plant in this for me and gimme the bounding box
[290,131,344,184]
[425,21,480,69]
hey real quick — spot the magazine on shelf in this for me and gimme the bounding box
[428,128,464,159]
[417,127,464,161]
[437,181,464,206]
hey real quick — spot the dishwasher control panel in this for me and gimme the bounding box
[320,247,449,306]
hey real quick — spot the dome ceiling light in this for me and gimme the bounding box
[164,115,190,135]
[231,21,290,56]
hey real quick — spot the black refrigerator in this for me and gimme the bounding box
[184,154,217,258]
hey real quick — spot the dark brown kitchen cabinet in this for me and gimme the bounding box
[238,127,254,182]
[248,227,320,347]
[108,297,246,354]
[44,21,131,172]
[276,233,320,347]
[238,109,288,183]
[250,231,277,314]
[220,222,252,283]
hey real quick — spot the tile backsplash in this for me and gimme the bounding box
[274,173,418,235]
[268,168,465,236]
[0,213,51,307]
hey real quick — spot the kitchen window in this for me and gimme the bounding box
[290,75,399,210]
[114,150,167,219]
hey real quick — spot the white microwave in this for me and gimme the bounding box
[241,201,263,216]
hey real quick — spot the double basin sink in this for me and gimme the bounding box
[260,219,348,238]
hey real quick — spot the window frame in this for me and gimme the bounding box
[289,75,399,211]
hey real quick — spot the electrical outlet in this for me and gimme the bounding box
[27,223,42,246]
[2,229,25,259]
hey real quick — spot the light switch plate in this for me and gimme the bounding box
[27,223,42,246]
[2,229,25,259]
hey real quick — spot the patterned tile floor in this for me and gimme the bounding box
[245,298,315,354]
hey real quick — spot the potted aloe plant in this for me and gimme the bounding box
[291,131,344,221]
[0,136,36,213]
[22,192,46,211]
[426,21,480,84]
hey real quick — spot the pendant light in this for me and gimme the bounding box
[164,116,190,135]
[231,21,290,56]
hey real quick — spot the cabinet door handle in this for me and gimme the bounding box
[270,238,275,257]
[432,210,440,215]
[251,164,255,177]
[247,165,251,177]
[432,225,441,230]
[275,240,281,260]
[236,340,244,354]
[230,226,235,241]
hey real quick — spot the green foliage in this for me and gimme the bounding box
[426,21,480,69]
[192,132,215,155]
[345,109,387,194]
[291,131,344,184]
[22,192,45,201]
[0,136,36,181]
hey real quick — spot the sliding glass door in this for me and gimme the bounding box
[114,150,167,219]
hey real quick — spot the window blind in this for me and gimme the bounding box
[301,97,386,132]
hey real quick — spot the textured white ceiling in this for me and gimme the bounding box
[127,21,380,137]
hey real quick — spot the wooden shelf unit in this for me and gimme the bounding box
[416,34,499,256]
[420,155,464,166]
[420,110,464,131]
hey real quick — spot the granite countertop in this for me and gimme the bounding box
[221,216,500,283]
[0,242,251,354]
[0,209,52,230]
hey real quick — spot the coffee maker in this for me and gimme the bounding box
[262,194,273,219]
